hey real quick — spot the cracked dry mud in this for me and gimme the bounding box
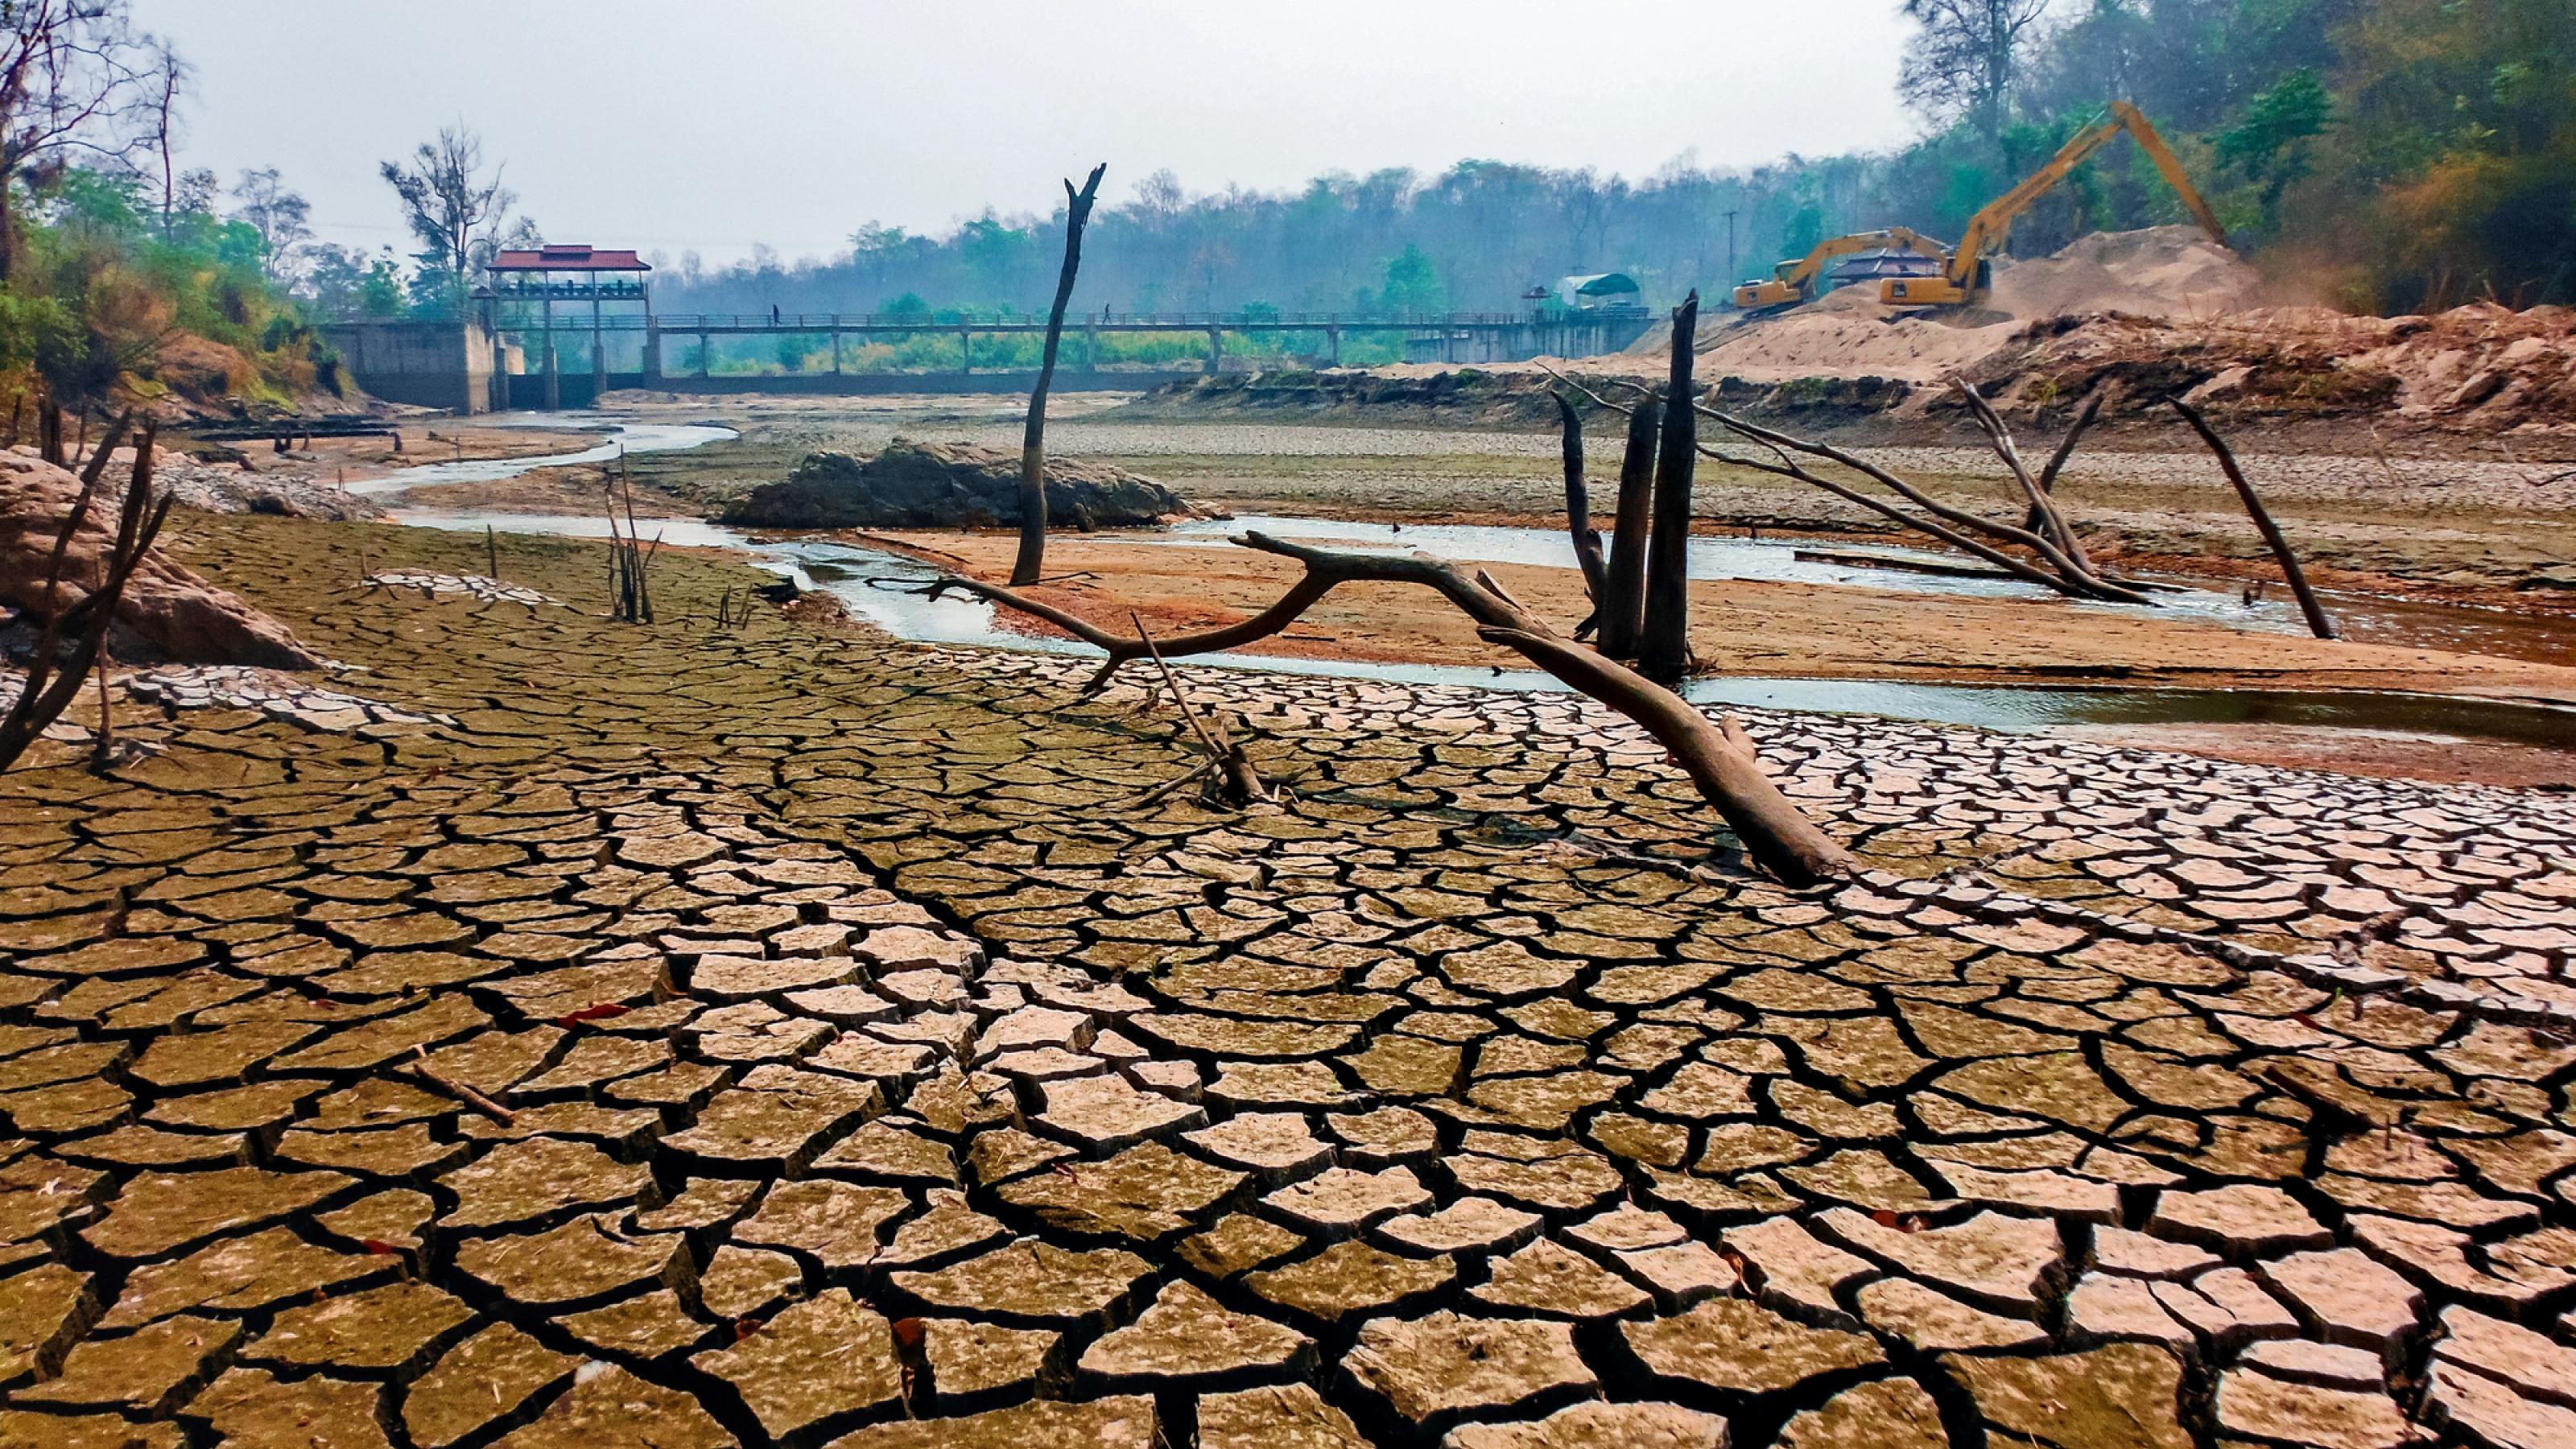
[2,511,2573,1448]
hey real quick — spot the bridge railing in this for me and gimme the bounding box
[476,310,1583,332]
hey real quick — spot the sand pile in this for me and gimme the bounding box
[1680,226,2268,384]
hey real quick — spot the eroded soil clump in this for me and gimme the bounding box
[720,436,1199,530]
[0,512,2570,1447]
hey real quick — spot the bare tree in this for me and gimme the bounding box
[1010,163,1107,587]
[145,32,178,235]
[0,0,162,281]
[1899,0,2053,151]
[381,124,513,297]
[229,167,311,279]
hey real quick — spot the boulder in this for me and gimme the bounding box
[720,437,1195,530]
[1,455,324,669]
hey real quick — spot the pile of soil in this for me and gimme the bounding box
[0,454,324,669]
[1973,301,2576,431]
[720,436,1199,530]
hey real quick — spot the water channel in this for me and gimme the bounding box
[378,419,2576,749]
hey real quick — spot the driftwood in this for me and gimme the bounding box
[1639,291,1701,684]
[2173,399,2337,639]
[1480,626,1854,887]
[929,530,1856,886]
[2,415,168,774]
[1699,407,2157,605]
[1547,366,2149,605]
[2024,388,2107,535]
[1010,161,1108,587]
[1130,613,1273,806]
[1554,393,1607,634]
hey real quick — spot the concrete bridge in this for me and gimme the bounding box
[321,308,1655,412]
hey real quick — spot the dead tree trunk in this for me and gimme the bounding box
[1596,392,1659,658]
[1010,162,1108,588]
[930,530,1859,886]
[2173,400,2337,639]
[1555,394,1607,634]
[1638,291,1701,686]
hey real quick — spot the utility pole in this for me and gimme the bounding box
[1724,211,1738,288]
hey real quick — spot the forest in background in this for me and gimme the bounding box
[647,0,2574,323]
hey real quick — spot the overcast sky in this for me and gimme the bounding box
[136,0,1918,268]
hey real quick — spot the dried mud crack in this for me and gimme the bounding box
[1,511,2571,1448]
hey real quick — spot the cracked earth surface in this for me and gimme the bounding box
[2,513,2572,1448]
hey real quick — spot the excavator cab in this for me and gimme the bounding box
[1732,262,1807,311]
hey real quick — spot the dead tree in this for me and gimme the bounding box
[2,415,167,774]
[1010,162,1108,587]
[1696,406,2157,604]
[1639,291,1701,685]
[927,530,1858,886]
[1554,393,1607,636]
[2173,399,2337,639]
[1597,390,1660,658]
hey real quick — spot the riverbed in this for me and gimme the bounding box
[370,416,2576,769]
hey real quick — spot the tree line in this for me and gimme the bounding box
[654,0,2574,320]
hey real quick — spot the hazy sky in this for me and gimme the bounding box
[137,0,1918,267]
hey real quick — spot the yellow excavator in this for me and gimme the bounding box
[1881,100,2227,308]
[1732,226,1947,312]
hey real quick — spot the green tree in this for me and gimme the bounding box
[1378,243,1445,313]
[2219,68,2332,230]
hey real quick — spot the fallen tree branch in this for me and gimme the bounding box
[1131,612,1272,805]
[942,533,1855,886]
[2172,399,2337,640]
[1696,406,2155,604]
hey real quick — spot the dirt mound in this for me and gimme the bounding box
[0,454,324,669]
[1682,227,2269,386]
[721,436,1199,530]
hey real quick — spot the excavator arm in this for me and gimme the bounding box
[1883,101,2227,308]
[2110,101,2227,246]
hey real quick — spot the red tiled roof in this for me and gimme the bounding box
[488,246,650,272]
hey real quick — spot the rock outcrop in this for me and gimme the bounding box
[720,437,1196,530]
[1,454,324,669]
